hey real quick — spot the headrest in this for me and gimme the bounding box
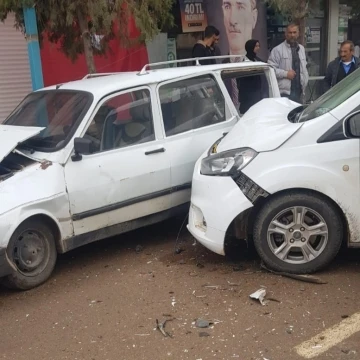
[130,102,151,123]
[95,105,116,123]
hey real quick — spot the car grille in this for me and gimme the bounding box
[233,172,269,203]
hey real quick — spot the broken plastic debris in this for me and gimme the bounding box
[249,288,267,305]
[199,331,210,337]
[195,319,213,328]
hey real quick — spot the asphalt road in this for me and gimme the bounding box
[1,217,359,360]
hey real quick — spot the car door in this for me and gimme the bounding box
[328,96,360,244]
[64,86,171,236]
[156,73,239,209]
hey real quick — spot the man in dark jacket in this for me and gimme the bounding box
[192,26,220,65]
[323,40,360,92]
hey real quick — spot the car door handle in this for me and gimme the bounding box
[145,148,165,155]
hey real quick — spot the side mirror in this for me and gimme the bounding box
[343,112,360,138]
[71,137,92,162]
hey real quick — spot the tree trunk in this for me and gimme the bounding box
[77,8,96,74]
[297,0,307,46]
[298,17,306,46]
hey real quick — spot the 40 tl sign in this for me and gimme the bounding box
[179,0,208,33]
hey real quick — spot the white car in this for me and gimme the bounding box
[188,68,360,274]
[0,58,280,290]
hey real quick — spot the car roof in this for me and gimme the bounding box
[40,61,269,99]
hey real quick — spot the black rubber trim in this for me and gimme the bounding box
[0,248,14,278]
[145,148,165,155]
[72,182,192,221]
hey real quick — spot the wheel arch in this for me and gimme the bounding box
[248,188,349,245]
[226,187,349,247]
[10,213,63,254]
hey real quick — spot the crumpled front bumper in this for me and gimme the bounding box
[0,247,15,278]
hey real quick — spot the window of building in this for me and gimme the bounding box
[159,74,226,137]
[84,89,155,153]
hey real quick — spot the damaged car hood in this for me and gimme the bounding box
[217,98,304,153]
[0,125,45,162]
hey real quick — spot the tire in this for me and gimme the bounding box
[253,191,343,274]
[3,219,57,290]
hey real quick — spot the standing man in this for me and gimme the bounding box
[268,24,309,103]
[192,25,220,65]
[323,40,360,92]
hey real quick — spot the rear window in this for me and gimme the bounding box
[221,67,271,114]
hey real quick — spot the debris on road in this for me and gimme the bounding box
[261,264,328,284]
[202,285,220,289]
[135,245,143,253]
[199,331,210,337]
[156,318,174,338]
[195,319,213,328]
[192,290,207,298]
[232,265,245,272]
[250,288,267,305]
[175,247,185,254]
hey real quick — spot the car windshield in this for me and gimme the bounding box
[4,90,93,152]
[298,68,360,122]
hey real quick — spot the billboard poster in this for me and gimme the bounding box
[179,0,208,33]
[204,0,269,61]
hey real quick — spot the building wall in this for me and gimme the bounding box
[40,20,149,87]
[0,13,32,121]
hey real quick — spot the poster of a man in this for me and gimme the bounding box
[205,0,267,61]
[222,0,258,56]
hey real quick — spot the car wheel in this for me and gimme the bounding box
[253,191,343,274]
[3,219,57,290]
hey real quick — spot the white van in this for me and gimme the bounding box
[188,68,360,274]
[0,58,280,290]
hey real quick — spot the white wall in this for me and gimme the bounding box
[328,0,340,63]
[146,33,168,64]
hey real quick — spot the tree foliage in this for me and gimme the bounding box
[266,0,314,20]
[0,0,174,73]
[267,0,360,21]
[266,0,360,45]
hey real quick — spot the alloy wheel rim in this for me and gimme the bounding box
[267,206,328,265]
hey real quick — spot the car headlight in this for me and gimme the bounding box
[200,148,258,176]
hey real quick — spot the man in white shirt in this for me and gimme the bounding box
[268,24,309,103]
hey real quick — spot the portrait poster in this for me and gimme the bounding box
[179,0,208,33]
[204,0,269,61]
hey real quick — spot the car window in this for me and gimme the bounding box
[84,89,155,153]
[299,68,360,122]
[4,90,93,152]
[221,68,271,114]
[159,74,226,137]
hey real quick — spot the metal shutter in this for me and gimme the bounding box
[0,13,32,122]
